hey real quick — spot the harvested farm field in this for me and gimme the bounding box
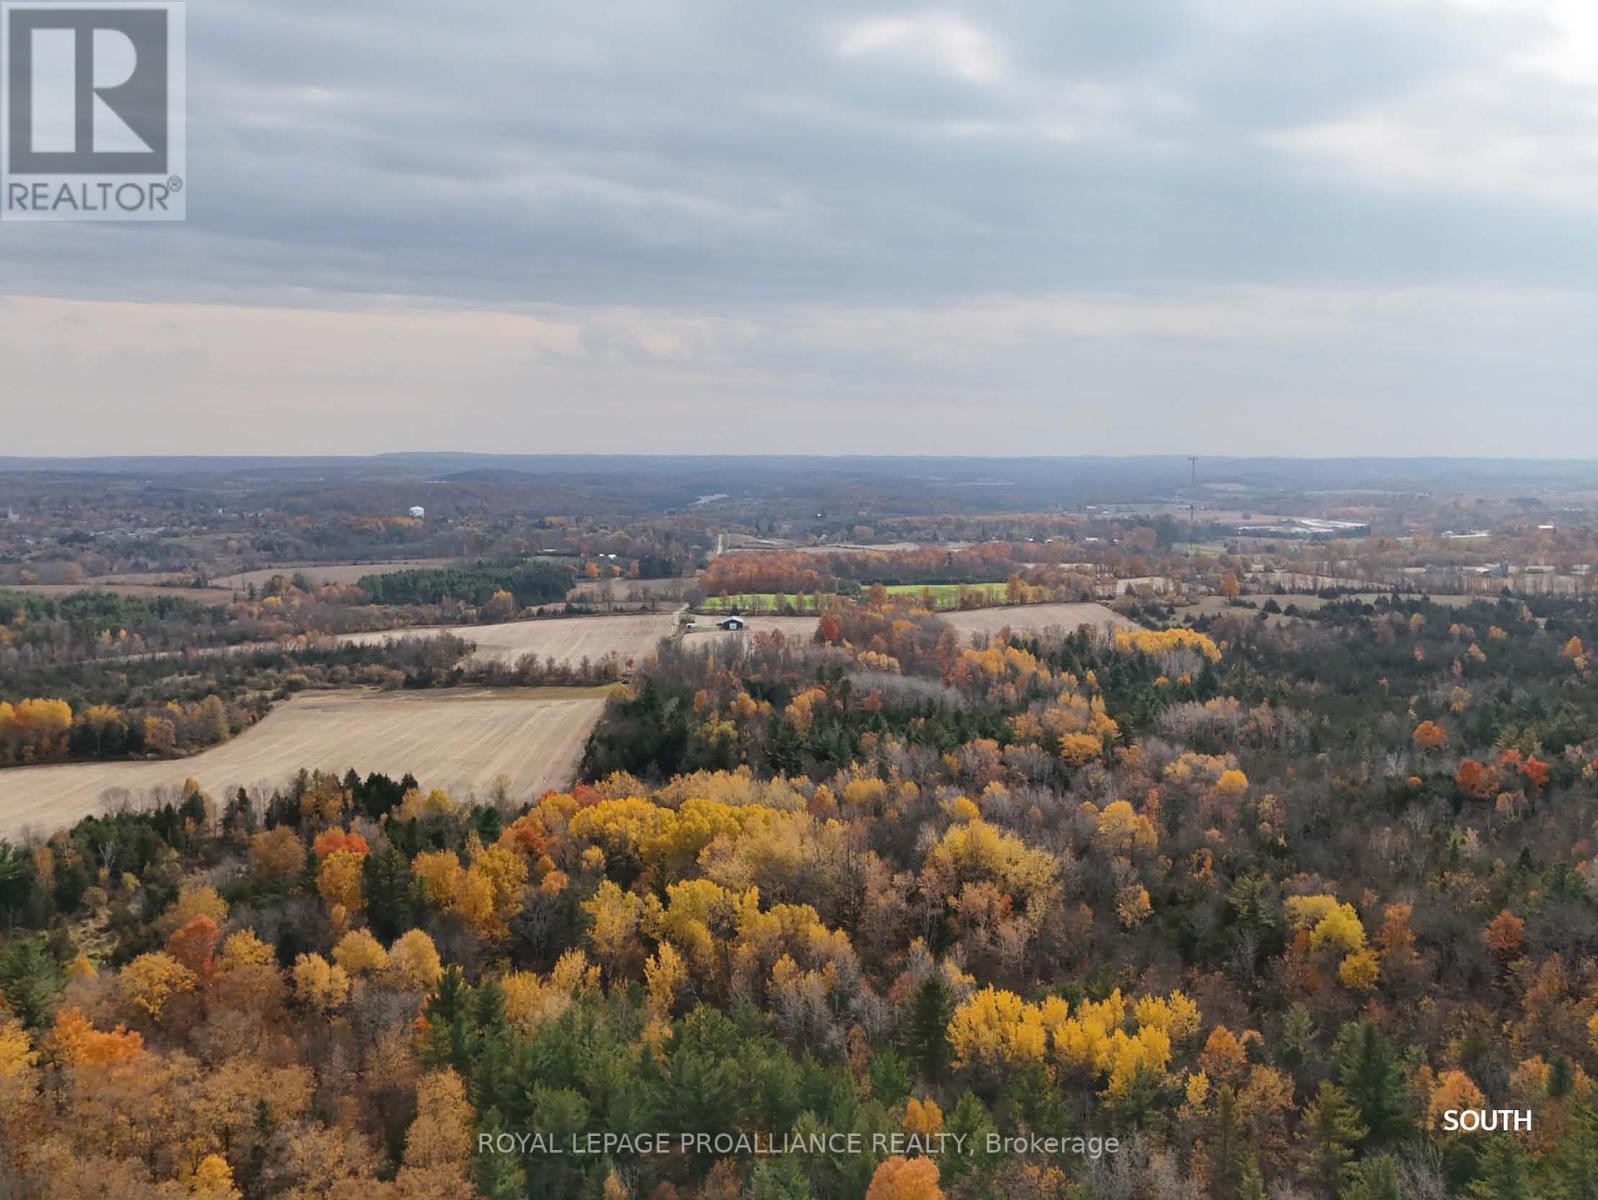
[208,559,456,591]
[688,606,1131,648]
[339,612,678,668]
[0,687,607,840]
[941,602,1139,639]
[0,582,236,606]
[690,614,821,643]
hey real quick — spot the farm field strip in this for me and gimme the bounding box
[207,559,457,590]
[0,583,236,606]
[1,560,461,603]
[0,688,606,840]
[689,604,1134,643]
[699,582,1015,612]
[338,611,679,667]
[688,615,823,642]
[940,602,1139,637]
[1186,592,1480,620]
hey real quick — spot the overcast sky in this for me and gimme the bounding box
[5,0,1598,457]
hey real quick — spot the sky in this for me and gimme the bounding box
[5,0,1598,457]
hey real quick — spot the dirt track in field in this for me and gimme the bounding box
[339,612,679,668]
[0,688,606,840]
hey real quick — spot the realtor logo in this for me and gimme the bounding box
[1,2,185,220]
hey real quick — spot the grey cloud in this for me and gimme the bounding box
[2,0,1593,306]
[3,1,1597,454]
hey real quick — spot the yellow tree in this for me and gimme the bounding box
[866,1155,944,1200]
[120,952,197,1019]
[218,930,275,972]
[291,954,351,1012]
[947,986,1047,1070]
[190,1154,242,1200]
[396,1069,476,1200]
[331,929,389,976]
[317,851,365,915]
[387,930,444,991]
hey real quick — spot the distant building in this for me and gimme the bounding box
[408,506,426,519]
[717,616,747,631]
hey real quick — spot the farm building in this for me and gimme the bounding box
[717,616,747,630]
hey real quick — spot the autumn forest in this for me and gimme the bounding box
[3,458,1598,1199]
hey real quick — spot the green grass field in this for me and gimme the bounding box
[884,581,1008,605]
[699,582,1011,613]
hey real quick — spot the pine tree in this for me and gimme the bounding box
[423,965,473,1070]
[1550,1054,1573,1099]
[0,935,63,1028]
[473,1107,528,1200]
[749,1156,815,1200]
[1332,1019,1412,1144]
[1344,1154,1402,1200]
[1211,1084,1242,1197]
[1236,1154,1266,1200]
[363,844,416,942]
[1541,1099,1598,1200]
[869,1048,912,1107]
[942,1092,998,1181]
[1467,1136,1533,1200]
[903,972,954,1081]
[1278,1003,1319,1074]
[1299,1081,1365,1196]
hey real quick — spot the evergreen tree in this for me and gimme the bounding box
[363,844,416,942]
[422,965,474,1070]
[748,1156,815,1200]
[943,1091,999,1182]
[0,842,40,927]
[0,935,63,1028]
[1236,1154,1266,1200]
[1541,1100,1598,1200]
[1550,1055,1573,1099]
[1343,1154,1402,1200]
[1332,1019,1412,1144]
[1467,1136,1534,1200]
[1210,1084,1242,1197]
[1300,1081,1366,1197]
[868,1047,912,1107]
[902,972,954,1081]
[1278,1003,1320,1075]
[473,1107,528,1200]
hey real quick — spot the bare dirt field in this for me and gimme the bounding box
[688,615,822,646]
[569,577,688,604]
[340,612,679,668]
[722,540,970,556]
[684,606,1134,647]
[942,603,1139,639]
[1,560,460,603]
[209,560,456,591]
[1187,592,1478,620]
[0,583,237,606]
[0,687,607,840]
